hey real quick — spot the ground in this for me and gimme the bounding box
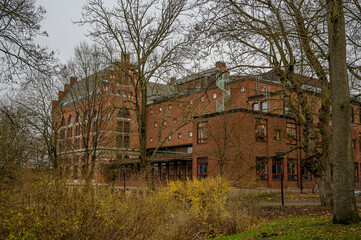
[217,193,361,239]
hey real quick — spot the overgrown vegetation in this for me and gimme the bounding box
[0,171,257,239]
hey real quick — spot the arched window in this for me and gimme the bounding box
[61,118,65,127]
[68,115,73,126]
[118,107,130,119]
[76,112,81,123]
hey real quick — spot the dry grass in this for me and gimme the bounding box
[0,170,258,239]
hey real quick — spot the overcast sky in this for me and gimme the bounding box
[36,0,89,64]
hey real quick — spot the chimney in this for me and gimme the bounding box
[170,77,176,85]
[216,61,226,73]
[58,91,64,101]
[52,100,58,109]
[64,84,70,93]
[70,77,77,85]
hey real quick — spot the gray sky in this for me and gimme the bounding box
[36,0,89,63]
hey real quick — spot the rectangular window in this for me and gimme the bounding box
[124,136,130,148]
[198,157,208,179]
[253,102,259,111]
[176,162,183,180]
[286,123,297,144]
[154,163,159,179]
[287,158,298,181]
[272,157,282,180]
[261,101,268,112]
[256,157,268,180]
[213,93,217,99]
[255,118,267,142]
[355,163,359,182]
[178,133,182,139]
[284,105,290,115]
[240,86,245,92]
[274,129,281,141]
[160,163,166,181]
[197,121,208,144]
[189,131,193,138]
[186,162,192,180]
[169,163,175,180]
[302,167,312,181]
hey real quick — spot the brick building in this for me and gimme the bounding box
[52,57,361,192]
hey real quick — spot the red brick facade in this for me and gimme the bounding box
[53,59,361,192]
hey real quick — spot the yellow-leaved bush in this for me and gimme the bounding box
[0,171,258,240]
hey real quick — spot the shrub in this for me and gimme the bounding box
[0,171,257,239]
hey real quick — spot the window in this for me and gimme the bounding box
[168,105,172,110]
[286,123,297,144]
[256,157,268,180]
[154,122,158,128]
[274,129,281,141]
[287,158,298,181]
[351,107,354,123]
[76,113,80,123]
[119,108,130,119]
[189,131,193,138]
[159,107,162,112]
[150,109,154,114]
[169,163,175,180]
[168,135,171,141]
[355,163,359,182]
[61,118,65,127]
[178,133,182,139]
[255,118,267,142]
[68,115,73,126]
[190,99,193,105]
[67,128,72,138]
[154,163,159,179]
[150,137,153,143]
[163,121,167,126]
[284,105,291,115]
[117,135,130,148]
[197,121,208,144]
[160,163,166,181]
[261,101,268,112]
[213,93,217,99]
[302,167,312,181]
[272,157,282,180]
[198,157,208,179]
[196,84,201,91]
[173,119,177,124]
[201,96,205,102]
[253,102,259,111]
[186,162,192,180]
[177,162,183,180]
[117,121,130,133]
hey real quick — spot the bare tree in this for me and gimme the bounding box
[54,43,117,186]
[0,0,56,83]
[78,0,198,187]
[199,0,334,205]
[327,0,360,224]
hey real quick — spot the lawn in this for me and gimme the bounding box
[219,214,361,239]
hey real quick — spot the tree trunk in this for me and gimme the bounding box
[315,176,333,206]
[327,0,360,224]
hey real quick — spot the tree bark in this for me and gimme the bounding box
[327,0,360,224]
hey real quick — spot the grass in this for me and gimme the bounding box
[218,214,361,239]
